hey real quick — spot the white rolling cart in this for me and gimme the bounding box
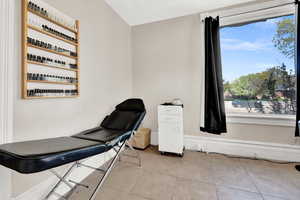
[158,103,184,156]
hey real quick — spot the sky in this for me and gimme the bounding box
[220,15,295,82]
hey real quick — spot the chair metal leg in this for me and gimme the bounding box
[68,180,89,189]
[44,162,78,199]
[125,140,141,167]
[52,191,68,200]
[113,146,122,162]
[44,159,106,199]
[77,163,106,173]
[89,141,126,200]
[50,169,74,189]
[44,135,141,200]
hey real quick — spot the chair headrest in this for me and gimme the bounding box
[116,98,145,112]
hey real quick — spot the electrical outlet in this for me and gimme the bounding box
[254,153,257,159]
[197,145,203,152]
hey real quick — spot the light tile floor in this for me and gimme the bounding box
[65,146,300,200]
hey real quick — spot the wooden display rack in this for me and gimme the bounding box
[22,0,80,99]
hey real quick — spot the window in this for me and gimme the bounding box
[220,14,296,117]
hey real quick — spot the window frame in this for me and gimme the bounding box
[200,0,296,126]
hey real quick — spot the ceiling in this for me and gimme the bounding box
[105,0,258,26]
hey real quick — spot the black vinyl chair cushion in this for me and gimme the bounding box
[73,129,130,143]
[116,99,145,112]
[101,111,141,131]
[0,137,107,174]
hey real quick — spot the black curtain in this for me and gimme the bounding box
[296,1,300,137]
[295,0,300,172]
[200,16,227,135]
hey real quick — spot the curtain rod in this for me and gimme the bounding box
[204,1,296,21]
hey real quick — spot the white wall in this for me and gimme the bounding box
[132,14,297,146]
[12,0,132,197]
[0,0,14,199]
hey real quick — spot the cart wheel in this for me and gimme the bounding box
[160,152,165,155]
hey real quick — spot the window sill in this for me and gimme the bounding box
[226,114,296,127]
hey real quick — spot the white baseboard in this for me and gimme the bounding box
[151,132,300,162]
[13,150,115,200]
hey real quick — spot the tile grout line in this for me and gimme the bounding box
[210,156,259,195]
[208,155,220,200]
[215,187,222,200]
[136,158,216,185]
[238,158,266,200]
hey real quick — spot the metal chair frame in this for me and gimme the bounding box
[44,133,141,200]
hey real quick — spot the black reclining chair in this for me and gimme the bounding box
[0,98,146,200]
[74,98,146,145]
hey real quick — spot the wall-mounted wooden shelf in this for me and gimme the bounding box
[28,44,78,59]
[22,0,80,99]
[28,80,77,85]
[28,8,77,34]
[24,95,79,99]
[28,25,78,46]
[28,60,78,72]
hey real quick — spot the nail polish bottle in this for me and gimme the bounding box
[28,2,32,9]
[32,3,36,11]
[34,4,38,12]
